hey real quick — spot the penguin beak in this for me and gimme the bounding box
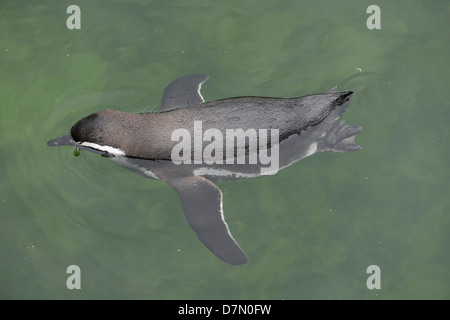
[48,134,84,156]
[47,135,76,147]
[47,134,112,157]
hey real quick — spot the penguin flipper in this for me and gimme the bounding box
[165,175,248,265]
[159,74,209,112]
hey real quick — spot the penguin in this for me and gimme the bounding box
[48,74,362,265]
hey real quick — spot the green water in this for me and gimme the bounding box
[1,0,449,299]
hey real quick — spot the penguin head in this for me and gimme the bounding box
[70,110,126,156]
[71,112,106,143]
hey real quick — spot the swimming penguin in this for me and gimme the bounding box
[48,74,362,265]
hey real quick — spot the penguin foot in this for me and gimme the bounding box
[317,120,362,153]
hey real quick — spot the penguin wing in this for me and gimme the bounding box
[159,74,209,112]
[165,175,248,265]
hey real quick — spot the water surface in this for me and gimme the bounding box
[0,0,449,299]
